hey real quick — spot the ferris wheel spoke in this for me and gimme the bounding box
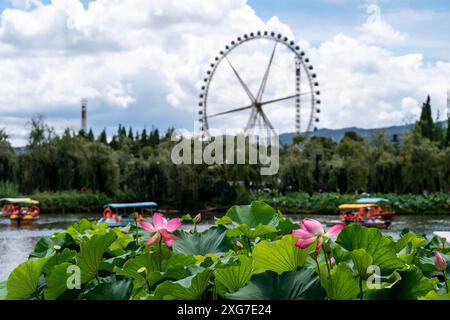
[256,42,277,103]
[207,104,253,119]
[260,92,312,106]
[225,56,256,103]
[244,107,258,133]
[259,109,276,133]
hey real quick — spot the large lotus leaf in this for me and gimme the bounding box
[66,219,93,239]
[395,231,427,253]
[29,236,67,258]
[86,278,133,300]
[0,281,7,300]
[172,226,233,256]
[114,252,195,289]
[44,262,75,300]
[6,257,49,300]
[336,224,404,274]
[350,249,373,279]
[43,248,76,274]
[253,235,315,274]
[109,228,135,253]
[225,268,324,300]
[100,251,134,272]
[419,291,450,300]
[151,268,212,300]
[320,263,360,300]
[215,255,253,296]
[365,266,438,300]
[78,231,117,283]
[225,224,278,239]
[277,217,299,235]
[216,201,279,229]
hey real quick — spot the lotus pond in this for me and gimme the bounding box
[1,202,450,300]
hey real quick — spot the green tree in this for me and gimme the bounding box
[98,129,108,144]
[417,95,435,140]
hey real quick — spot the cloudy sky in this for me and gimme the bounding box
[1,0,450,146]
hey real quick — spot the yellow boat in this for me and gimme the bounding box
[0,198,40,225]
[339,198,395,229]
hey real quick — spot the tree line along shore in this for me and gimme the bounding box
[0,96,449,214]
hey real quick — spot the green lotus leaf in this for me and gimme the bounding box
[77,231,117,283]
[216,201,279,229]
[350,249,373,279]
[277,217,299,235]
[253,235,315,274]
[225,268,324,300]
[151,268,212,300]
[6,257,49,300]
[365,266,438,300]
[419,291,450,300]
[29,236,66,259]
[320,263,360,300]
[114,252,195,290]
[172,226,233,256]
[43,248,76,274]
[395,231,427,253]
[86,278,133,300]
[215,255,253,296]
[44,262,76,300]
[225,224,278,239]
[336,224,404,274]
[109,228,135,252]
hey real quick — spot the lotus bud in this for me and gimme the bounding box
[236,241,244,249]
[329,257,336,267]
[434,251,447,272]
[193,213,202,224]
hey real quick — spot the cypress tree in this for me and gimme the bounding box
[141,128,148,146]
[128,127,134,141]
[87,129,95,141]
[99,129,108,144]
[418,95,434,140]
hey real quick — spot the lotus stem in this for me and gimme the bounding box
[158,241,163,271]
[359,276,364,300]
[246,236,253,254]
[443,271,449,293]
[322,248,333,291]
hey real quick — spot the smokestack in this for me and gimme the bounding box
[81,99,87,132]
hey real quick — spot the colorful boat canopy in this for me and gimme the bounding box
[0,198,39,205]
[356,198,389,204]
[339,204,377,210]
[103,202,157,209]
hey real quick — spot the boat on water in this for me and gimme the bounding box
[339,197,395,229]
[0,198,40,225]
[98,201,158,227]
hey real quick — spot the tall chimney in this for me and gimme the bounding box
[81,99,88,132]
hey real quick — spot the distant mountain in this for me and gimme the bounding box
[279,121,447,145]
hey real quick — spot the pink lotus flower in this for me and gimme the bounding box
[292,218,344,253]
[140,212,182,248]
[434,251,447,272]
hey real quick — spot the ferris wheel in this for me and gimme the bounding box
[198,31,321,141]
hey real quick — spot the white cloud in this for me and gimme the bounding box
[0,0,449,146]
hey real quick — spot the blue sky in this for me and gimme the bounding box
[0,0,450,146]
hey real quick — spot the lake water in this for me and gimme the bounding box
[1,213,450,282]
